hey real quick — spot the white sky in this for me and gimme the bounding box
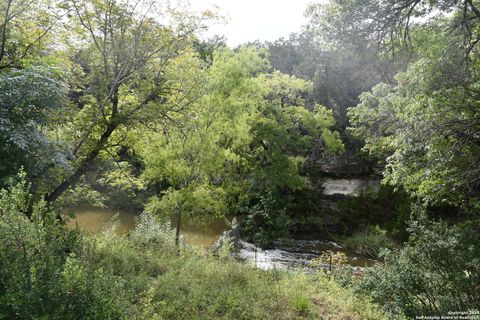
[188,0,319,47]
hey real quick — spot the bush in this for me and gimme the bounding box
[0,173,133,319]
[130,211,178,249]
[343,226,396,258]
[359,218,480,318]
[243,193,292,247]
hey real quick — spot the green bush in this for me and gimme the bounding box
[291,295,312,316]
[243,193,292,247]
[343,226,396,258]
[0,173,134,319]
[359,218,480,318]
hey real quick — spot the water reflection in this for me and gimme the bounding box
[65,208,136,234]
[65,208,229,247]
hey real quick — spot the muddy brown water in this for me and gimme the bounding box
[65,208,229,247]
[67,208,377,271]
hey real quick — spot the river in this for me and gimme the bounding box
[67,207,377,272]
[66,208,229,247]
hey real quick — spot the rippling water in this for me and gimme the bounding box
[236,239,376,273]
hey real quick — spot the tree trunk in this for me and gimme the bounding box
[44,82,121,206]
[44,120,118,204]
[175,212,182,255]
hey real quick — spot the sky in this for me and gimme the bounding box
[188,0,319,47]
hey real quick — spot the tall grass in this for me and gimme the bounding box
[90,212,387,319]
[342,226,396,258]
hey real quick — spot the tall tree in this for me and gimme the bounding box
[0,0,66,186]
[43,0,213,205]
[349,21,480,210]
[139,47,343,242]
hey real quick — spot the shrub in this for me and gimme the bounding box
[291,295,312,316]
[0,173,133,319]
[359,218,480,318]
[243,193,292,247]
[343,226,396,258]
[130,211,178,249]
[0,172,386,319]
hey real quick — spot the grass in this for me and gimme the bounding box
[341,226,396,258]
[84,214,387,319]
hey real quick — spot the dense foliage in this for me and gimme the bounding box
[1,0,480,318]
[361,216,480,317]
[137,47,342,243]
[350,39,480,210]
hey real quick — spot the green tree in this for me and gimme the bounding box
[0,66,66,185]
[0,0,68,187]
[139,47,342,245]
[139,47,267,241]
[349,27,480,210]
[41,0,214,207]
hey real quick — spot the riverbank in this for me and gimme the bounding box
[0,193,388,320]
[78,214,387,319]
[68,208,380,272]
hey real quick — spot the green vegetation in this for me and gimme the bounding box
[360,214,480,318]
[342,226,396,259]
[0,176,385,319]
[1,0,480,318]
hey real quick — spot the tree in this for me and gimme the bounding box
[0,0,67,187]
[307,0,480,58]
[42,0,214,206]
[349,27,480,210]
[0,66,67,186]
[139,47,343,245]
[265,15,410,175]
[139,47,268,243]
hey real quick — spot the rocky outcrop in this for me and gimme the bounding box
[321,178,380,197]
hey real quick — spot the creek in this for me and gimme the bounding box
[67,206,377,273]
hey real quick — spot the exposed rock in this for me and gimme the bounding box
[321,178,380,196]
